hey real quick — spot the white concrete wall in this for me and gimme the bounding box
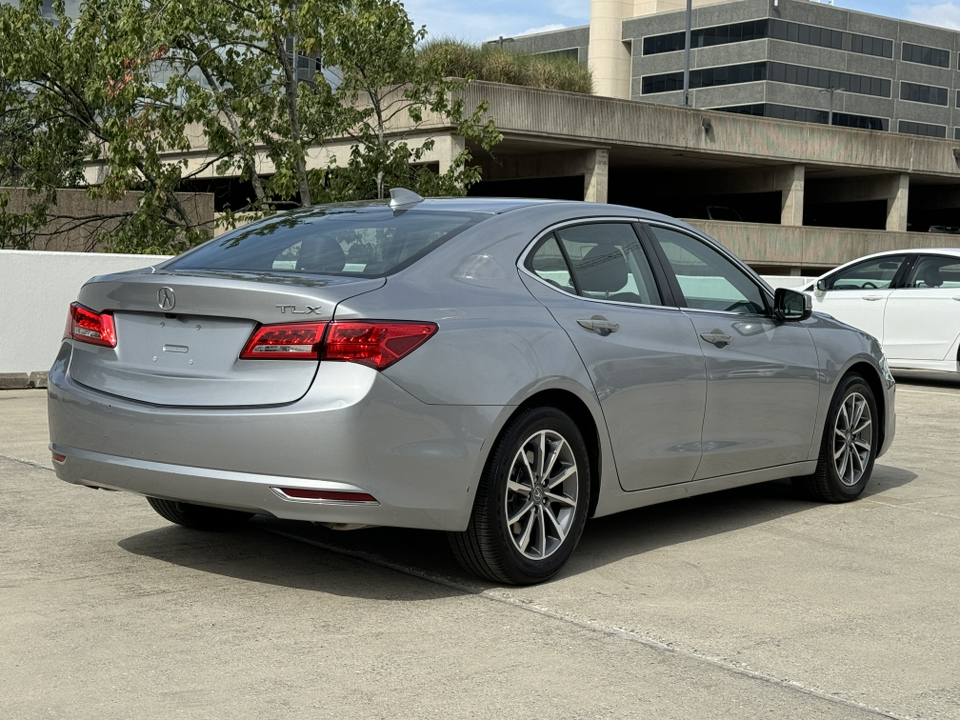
[0,250,171,375]
[761,275,817,289]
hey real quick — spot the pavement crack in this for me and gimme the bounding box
[0,453,53,473]
[262,526,916,720]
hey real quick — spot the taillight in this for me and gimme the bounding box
[239,322,326,359]
[324,321,437,370]
[238,320,437,369]
[66,302,117,348]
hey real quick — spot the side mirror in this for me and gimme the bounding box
[774,288,813,322]
[815,278,827,292]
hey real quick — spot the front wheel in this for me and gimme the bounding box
[793,373,878,502]
[448,407,591,585]
[147,497,254,530]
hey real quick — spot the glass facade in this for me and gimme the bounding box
[642,19,893,58]
[898,120,947,138]
[641,62,891,98]
[641,62,766,94]
[901,43,950,68]
[900,82,948,106]
[718,103,888,131]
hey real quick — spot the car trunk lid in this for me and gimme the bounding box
[69,269,384,407]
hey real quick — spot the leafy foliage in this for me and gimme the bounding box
[419,39,593,95]
[0,0,500,253]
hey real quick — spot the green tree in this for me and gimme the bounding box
[0,0,499,254]
[319,0,500,202]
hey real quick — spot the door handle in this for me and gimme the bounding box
[700,332,733,347]
[862,295,884,301]
[577,316,619,336]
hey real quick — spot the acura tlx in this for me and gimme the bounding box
[48,190,895,585]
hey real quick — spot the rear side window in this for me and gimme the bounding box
[168,206,483,277]
[527,223,662,306]
[904,256,960,289]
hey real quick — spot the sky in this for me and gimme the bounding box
[400,1,960,43]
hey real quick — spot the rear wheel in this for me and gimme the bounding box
[448,407,591,585]
[793,373,878,502]
[146,497,254,530]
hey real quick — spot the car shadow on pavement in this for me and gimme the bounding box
[118,522,468,601]
[117,463,916,595]
[563,463,917,578]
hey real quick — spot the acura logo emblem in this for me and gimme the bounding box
[158,287,176,311]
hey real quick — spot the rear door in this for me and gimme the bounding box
[644,223,821,480]
[883,254,960,361]
[520,221,707,492]
[810,255,908,343]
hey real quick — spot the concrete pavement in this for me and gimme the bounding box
[1,378,958,719]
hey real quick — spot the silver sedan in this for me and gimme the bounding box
[48,192,896,585]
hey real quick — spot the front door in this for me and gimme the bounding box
[811,254,908,345]
[645,224,822,479]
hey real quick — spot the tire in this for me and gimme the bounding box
[793,373,878,503]
[448,407,591,585]
[146,497,254,530]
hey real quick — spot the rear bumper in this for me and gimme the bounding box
[48,344,501,532]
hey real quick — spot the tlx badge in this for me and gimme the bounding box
[276,304,323,315]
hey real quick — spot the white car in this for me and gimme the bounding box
[806,249,960,373]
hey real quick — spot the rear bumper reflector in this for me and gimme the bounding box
[272,487,379,505]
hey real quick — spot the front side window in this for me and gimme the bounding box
[826,256,906,290]
[647,225,766,314]
[904,256,960,289]
[526,223,662,306]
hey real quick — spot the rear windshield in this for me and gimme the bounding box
[168,206,483,277]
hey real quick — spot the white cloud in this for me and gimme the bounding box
[905,2,960,29]
[519,23,568,36]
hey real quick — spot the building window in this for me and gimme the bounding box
[642,63,890,97]
[716,103,888,131]
[536,48,580,62]
[768,19,844,50]
[898,120,947,138]
[901,43,950,68]
[642,20,768,54]
[955,127,960,140]
[900,81,948,106]
[641,62,767,94]
[641,18,892,58]
[767,62,890,97]
[850,34,894,58]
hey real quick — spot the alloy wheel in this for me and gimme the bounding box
[832,391,873,487]
[504,429,579,560]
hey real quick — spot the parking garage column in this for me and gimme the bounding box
[437,134,466,176]
[584,149,610,203]
[886,173,909,232]
[779,165,805,226]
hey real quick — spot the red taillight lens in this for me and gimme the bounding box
[66,302,117,348]
[239,322,327,359]
[324,321,437,370]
